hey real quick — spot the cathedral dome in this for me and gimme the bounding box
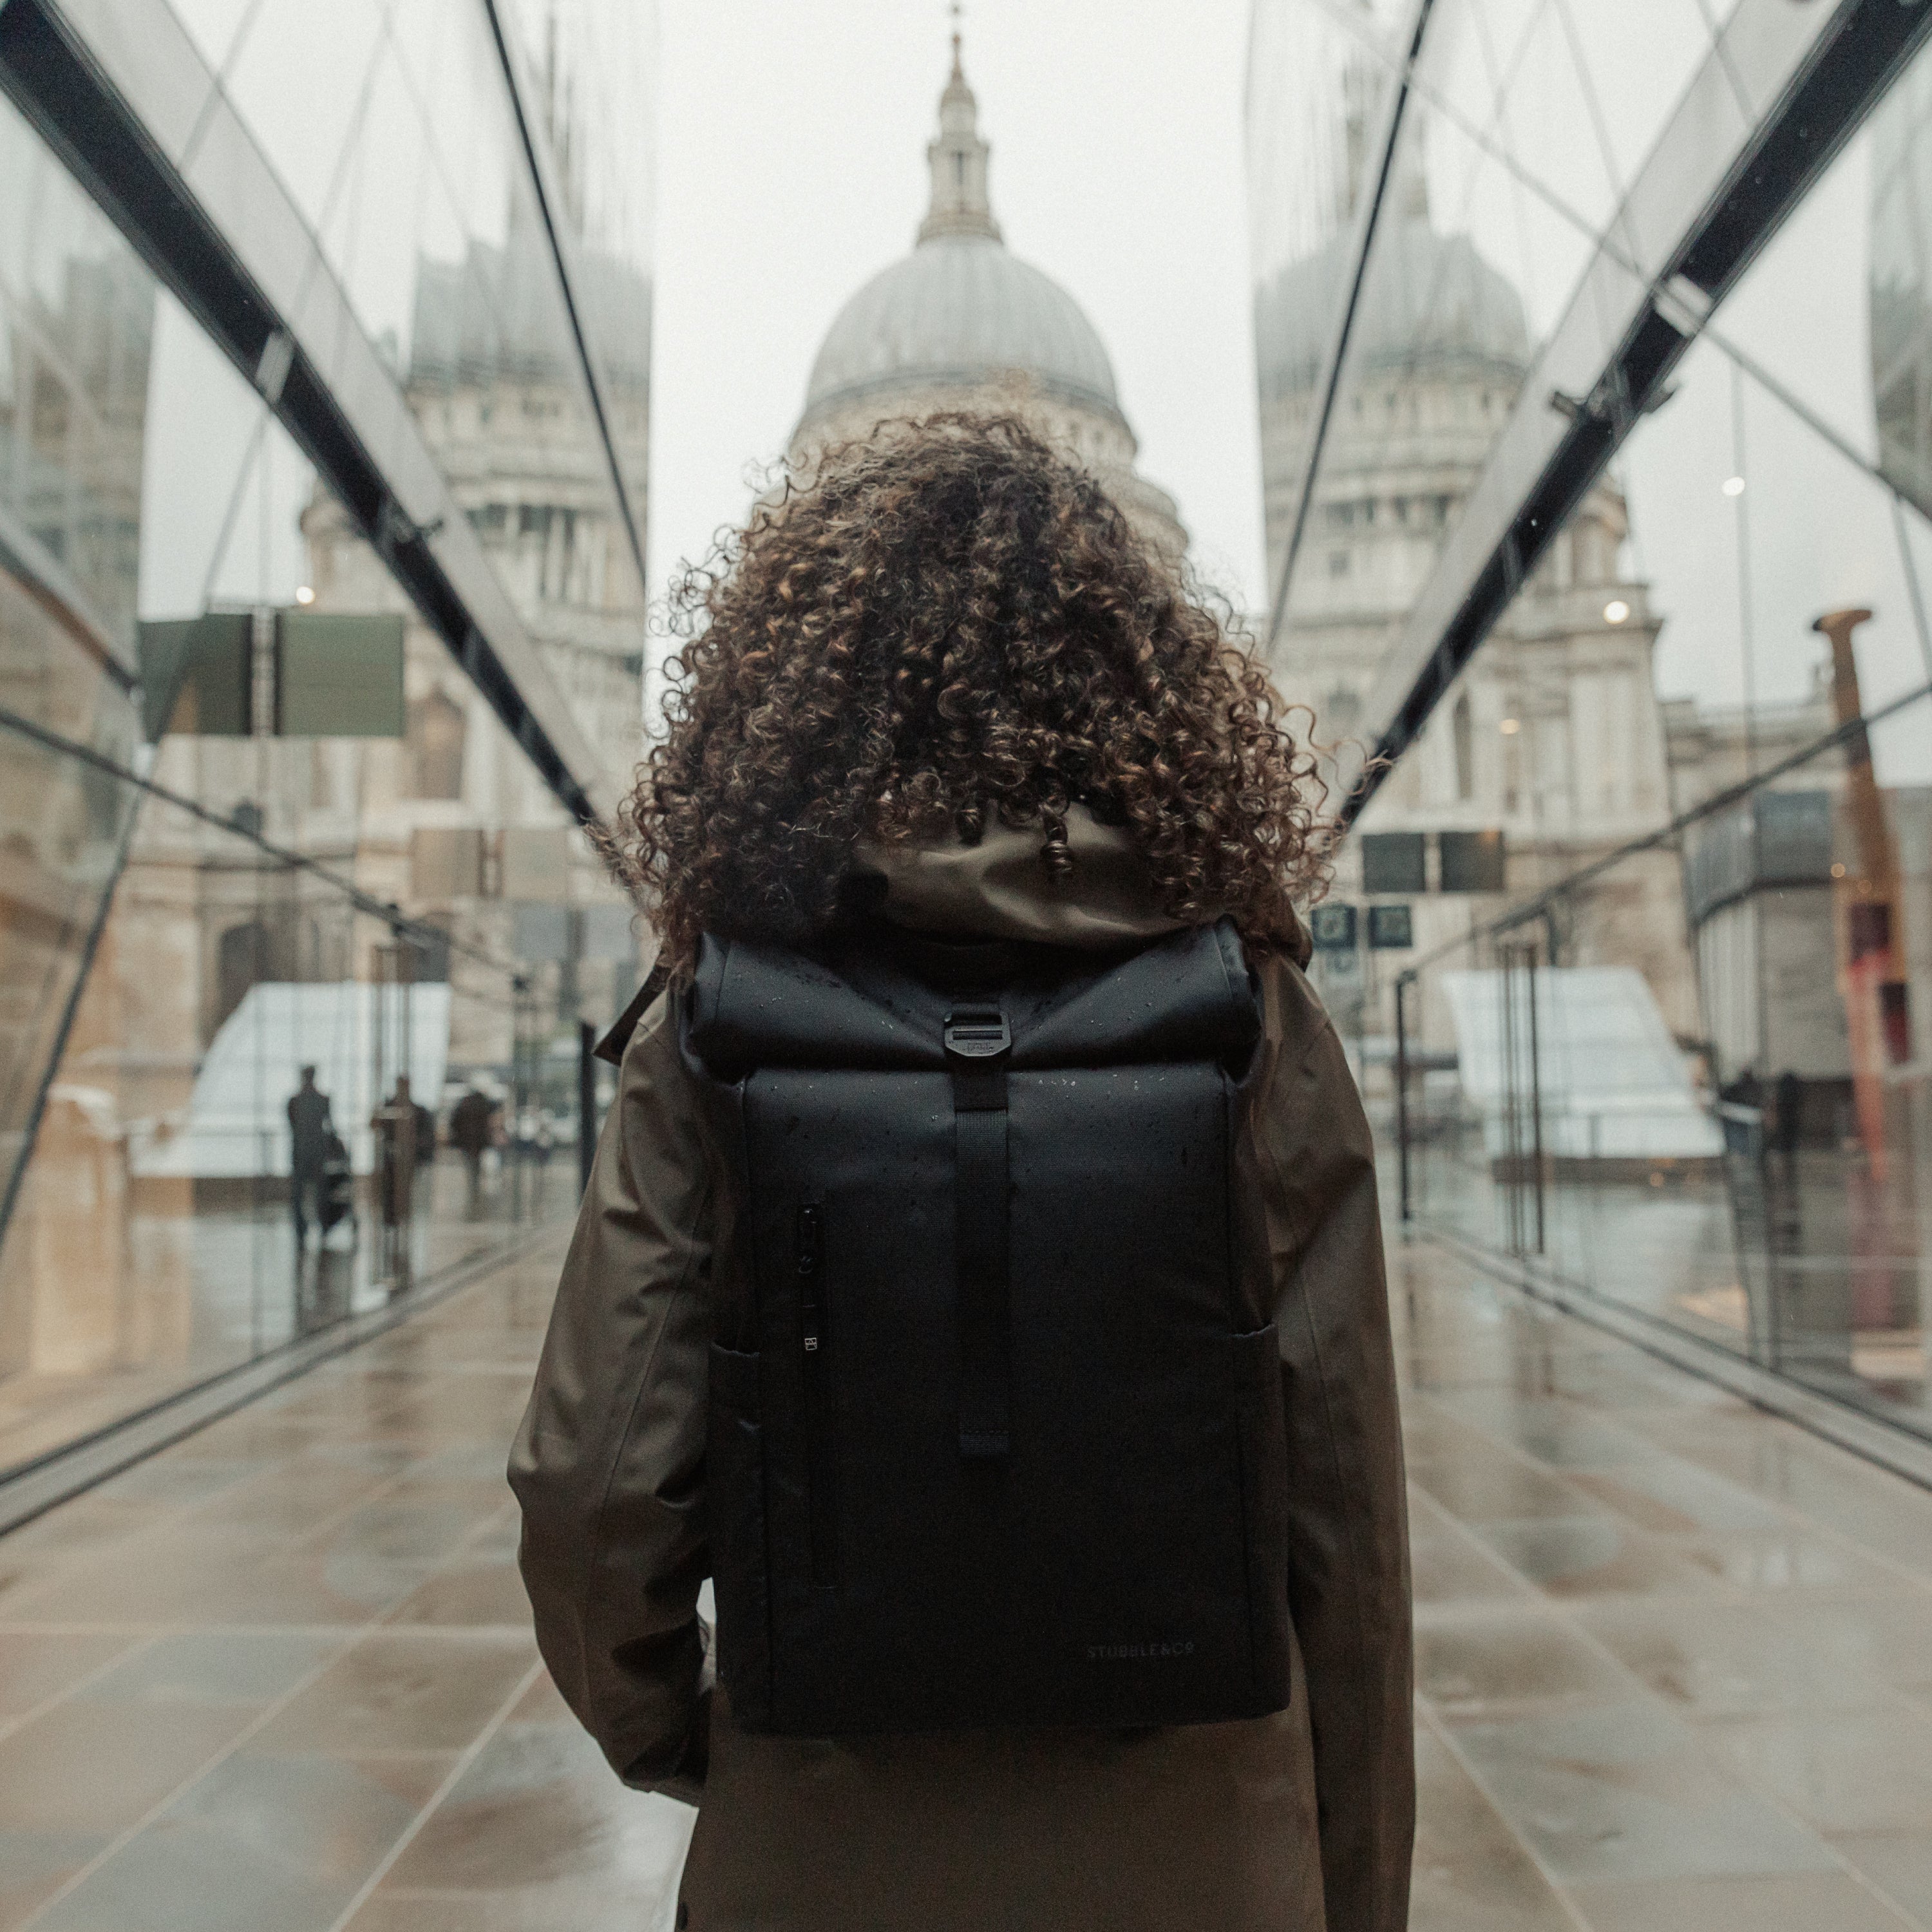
[802,234,1122,424]
[1255,217,1530,400]
[792,34,1184,562]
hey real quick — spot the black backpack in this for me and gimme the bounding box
[681,916,1293,1736]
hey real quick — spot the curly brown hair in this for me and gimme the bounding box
[603,412,1329,969]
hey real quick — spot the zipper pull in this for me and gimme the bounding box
[797,1206,823,1353]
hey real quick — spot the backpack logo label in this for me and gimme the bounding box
[1087,1639,1196,1662]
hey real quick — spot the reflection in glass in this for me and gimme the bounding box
[1255,0,1932,1448]
[0,764,569,1478]
[0,7,649,1484]
[0,87,154,1242]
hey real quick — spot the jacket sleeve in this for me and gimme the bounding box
[1254,960,1414,1932]
[508,990,717,1798]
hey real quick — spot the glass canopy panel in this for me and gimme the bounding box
[0,98,156,690]
[1708,50,1932,484]
[185,0,649,654]
[1551,0,1719,204]
[211,0,393,245]
[1868,36,1932,527]
[1486,2,1624,249]
[1248,0,1409,610]
[1425,0,1544,131]
[137,292,319,625]
[1616,337,1748,711]
[495,0,656,521]
[166,0,287,79]
[1625,327,1926,736]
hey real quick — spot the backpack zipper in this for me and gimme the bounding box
[797,1204,837,1586]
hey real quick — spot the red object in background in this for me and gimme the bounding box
[1848,901,1891,963]
[1880,981,1912,1066]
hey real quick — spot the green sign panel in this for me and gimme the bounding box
[1439,829,1507,894]
[276,611,406,737]
[137,613,252,739]
[137,609,406,741]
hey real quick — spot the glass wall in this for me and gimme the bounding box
[0,5,654,1484]
[1375,676,1932,1437]
[0,753,556,1474]
[1254,0,1932,1444]
[0,92,150,1224]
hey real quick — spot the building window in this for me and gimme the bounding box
[1453,690,1474,801]
[408,688,467,800]
[1329,549,1350,577]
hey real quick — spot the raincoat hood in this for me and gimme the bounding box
[851,805,1185,952]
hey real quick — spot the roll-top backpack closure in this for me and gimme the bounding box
[685,916,1260,1081]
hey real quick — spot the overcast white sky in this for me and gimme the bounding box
[647,0,1268,621]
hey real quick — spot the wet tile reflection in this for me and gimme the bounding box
[0,1231,1926,1929]
[1453,1700,1839,1885]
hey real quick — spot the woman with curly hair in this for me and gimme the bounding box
[511,414,1412,1932]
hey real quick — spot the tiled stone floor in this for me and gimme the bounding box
[0,1227,1928,1928]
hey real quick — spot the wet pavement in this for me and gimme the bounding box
[0,1227,1927,1928]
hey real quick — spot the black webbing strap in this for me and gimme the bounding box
[945,1007,1011,1459]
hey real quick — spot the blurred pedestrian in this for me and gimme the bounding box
[450,1083,498,1210]
[287,1065,332,1249]
[372,1074,433,1230]
[512,416,1413,1932]
[515,1107,556,1206]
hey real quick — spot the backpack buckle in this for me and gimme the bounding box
[943,1010,1010,1062]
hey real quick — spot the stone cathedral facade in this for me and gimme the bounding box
[1253,118,1694,1037]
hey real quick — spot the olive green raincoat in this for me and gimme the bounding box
[511,813,1413,1931]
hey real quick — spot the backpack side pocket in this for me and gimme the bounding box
[1231,1323,1294,1712]
[708,1343,774,1729]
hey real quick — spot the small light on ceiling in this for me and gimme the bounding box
[1721,475,1746,497]
[1604,598,1631,624]
[294,584,316,605]
[1499,717,1521,735]
[1831,862,1847,879]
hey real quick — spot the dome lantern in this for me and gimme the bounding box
[919,30,1001,245]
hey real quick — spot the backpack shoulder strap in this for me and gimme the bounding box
[595,957,674,1066]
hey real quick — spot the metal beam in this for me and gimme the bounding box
[0,0,615,826]
[1332,0,1932,826]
